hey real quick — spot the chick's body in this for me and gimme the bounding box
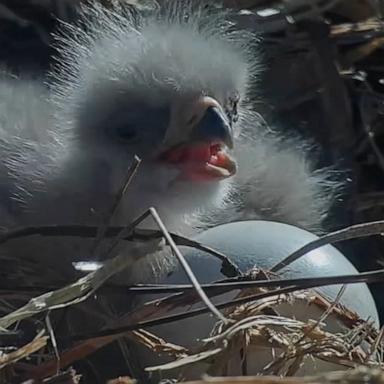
[0,1,341,285]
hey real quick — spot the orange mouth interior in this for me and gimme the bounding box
[159,142,237,181]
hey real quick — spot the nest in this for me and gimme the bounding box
[0,0,384,383]
[1,210,384,382]
[138,287,381,377]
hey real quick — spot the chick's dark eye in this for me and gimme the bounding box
[114,124,138,141]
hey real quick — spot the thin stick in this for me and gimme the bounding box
[294,285,346,346]
[2,268,384,297]
[6,221,384,278]
[149,207,228,323]
[98,210,152,260]
[127,269,384,292]
[169,233,241,277]
[270,220,384,272]
[0,226,241,276]
[91,155,141,259]
[68,268,384,341]
[45,311,60,375]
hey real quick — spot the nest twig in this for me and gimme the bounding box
[1,0,384,383]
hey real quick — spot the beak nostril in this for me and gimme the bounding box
[187,114,199,126]
[186,96,223,129]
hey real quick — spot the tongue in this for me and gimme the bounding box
[160,143,236,181]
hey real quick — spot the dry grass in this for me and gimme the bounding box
[1,0,384,383]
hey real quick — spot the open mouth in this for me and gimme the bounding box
[159,141,237,181]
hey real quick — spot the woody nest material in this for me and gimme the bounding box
[0,208,384,382]
[135,282,382,378]
[1,0,384,383]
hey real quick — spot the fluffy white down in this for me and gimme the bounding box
[0,1,342,284]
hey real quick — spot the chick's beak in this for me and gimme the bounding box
[190,97,233,149]
[160,96,237,181]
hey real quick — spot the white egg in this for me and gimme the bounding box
[135,221,379,381]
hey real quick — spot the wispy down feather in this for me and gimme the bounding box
[0,1,343,283]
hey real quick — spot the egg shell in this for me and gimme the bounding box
[136,221,379,380]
